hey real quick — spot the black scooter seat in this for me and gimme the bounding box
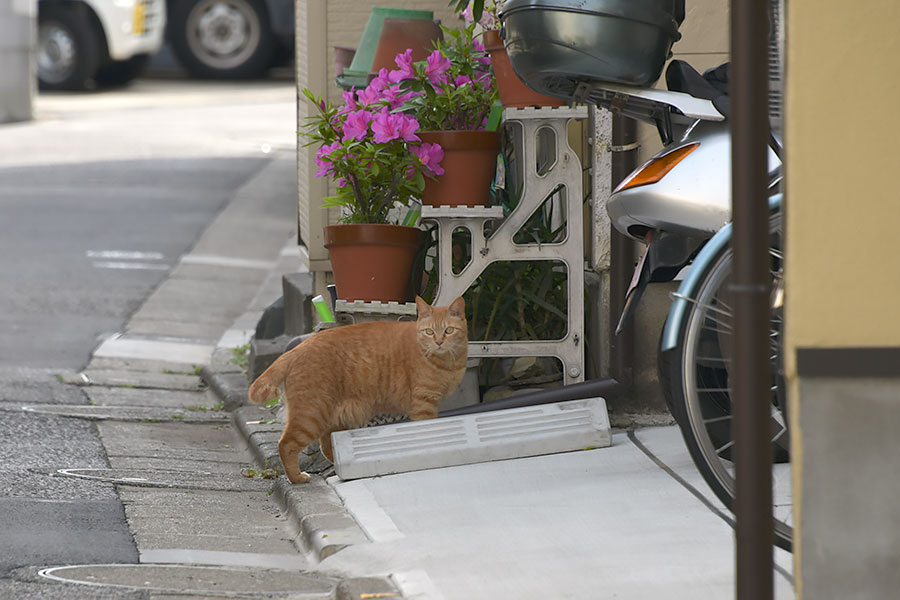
[666,60,730,118]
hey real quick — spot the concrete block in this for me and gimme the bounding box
[299,512,370,559]
[254,296,285,340]
[283,272,314,336]
[248,335,291,381]
[333,398,611,480]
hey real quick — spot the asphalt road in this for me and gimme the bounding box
[0,76,296,588]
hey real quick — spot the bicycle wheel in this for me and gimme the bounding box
[659,211,793,552]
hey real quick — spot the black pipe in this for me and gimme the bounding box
[439,377,623,418]
[609,115,638,388]
[731,0,774,597]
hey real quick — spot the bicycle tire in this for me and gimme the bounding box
[659,211,793,552]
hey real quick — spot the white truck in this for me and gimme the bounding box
[37,0,166,90]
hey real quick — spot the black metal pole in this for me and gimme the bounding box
[731,0,774,598]
[609,115,638,387]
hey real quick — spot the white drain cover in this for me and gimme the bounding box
[332,397,611,480]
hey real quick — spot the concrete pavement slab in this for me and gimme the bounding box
[0,367,88,405]
[313,427,794,600]
[84,386,217,409]
[72,369,205,391]
[99,421,247,466]
[21,404,229,424]
[38,564,335,598]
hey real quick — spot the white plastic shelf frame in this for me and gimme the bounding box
[333,299,417,325]
[423,105,589,385]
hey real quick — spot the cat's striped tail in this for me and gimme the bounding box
[247,352,288,405]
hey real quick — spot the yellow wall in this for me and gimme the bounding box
[785,0,900,354]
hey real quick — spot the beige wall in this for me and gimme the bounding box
[785,1,900,353]
[786,1,900,596]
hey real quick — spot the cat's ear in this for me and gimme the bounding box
[448,296,465,318]
[415,296,432,318]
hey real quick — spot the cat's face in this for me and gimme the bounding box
[415,296,467,359]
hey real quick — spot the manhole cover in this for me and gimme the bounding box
[38,564,335,597]
[57,468,273,491]
[21,404,228,423]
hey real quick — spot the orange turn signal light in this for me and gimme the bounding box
[613,143,700,193]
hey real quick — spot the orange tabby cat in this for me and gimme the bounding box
[248,295,468,483]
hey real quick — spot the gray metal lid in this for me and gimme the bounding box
[501,0,684,37]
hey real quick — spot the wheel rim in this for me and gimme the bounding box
[680,212,793,549]
[38,23,76,84]
[186,0,261,70]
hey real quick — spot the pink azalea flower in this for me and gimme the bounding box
[356,85,381,106]
[379,83,408,110]
[337,89,358,115]
[342,109,372,141]
[412,142,445,176]
[389,49,416,83]
[372,111,420,144]
[455,74,472,87]
[371,111,400,143]
[425,50,451,86]
[369,68,391,92]
[314,141,342,177]
[396,114,420,142]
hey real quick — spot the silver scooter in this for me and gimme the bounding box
[587,63,792,553]
[501,0,791,550]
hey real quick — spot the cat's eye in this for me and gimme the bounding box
[425,328,434,335]
[445,327,455,334]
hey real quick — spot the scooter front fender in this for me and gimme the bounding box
[659,193,783,353]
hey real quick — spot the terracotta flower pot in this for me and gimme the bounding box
[323,224,423,303]
[483,30,565,109]
[371,18,443,73]
[333,46,356,77]
[419,130,501,208]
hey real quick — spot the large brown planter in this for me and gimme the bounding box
[419,130,501,208]
[371,18,443,73]
[324,224,423,303]
[483,30,565,109]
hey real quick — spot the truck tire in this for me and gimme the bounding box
[169,0,276,79]
[95,54,151,87]
[37,3,102,91]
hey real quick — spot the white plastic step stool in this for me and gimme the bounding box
[331,397,611,480]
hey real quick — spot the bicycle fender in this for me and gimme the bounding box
[660,193,783,353]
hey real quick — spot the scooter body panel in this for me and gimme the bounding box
[607,120,781,241]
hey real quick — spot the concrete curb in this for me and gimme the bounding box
[227,403,370,561]
[202,366,250,411]
[209,371,395,596]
